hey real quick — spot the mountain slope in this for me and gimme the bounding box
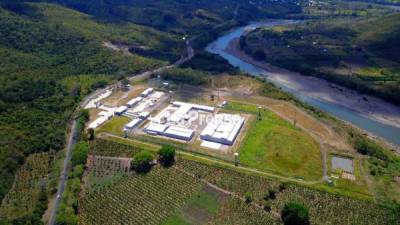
[240,13,400,105]
[0,2,178,209]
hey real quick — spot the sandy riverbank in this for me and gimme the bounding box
[226,38,400,129]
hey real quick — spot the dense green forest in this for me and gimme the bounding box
[0,2,174,210]
[240,13,400,105]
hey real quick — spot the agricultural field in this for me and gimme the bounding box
[175,159,399,225]
[79,155,278,225]
[0,153,50,221]
[226,101,323,181]
[78,138,399,225]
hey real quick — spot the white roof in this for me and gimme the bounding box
[98,111,113,118]
[144,122,168,133]
[201,114,244,144]
[172,101,214,112]
[115,106,128,114]
[149,91,164,100]
[139,111,150,118]
[126,97,143,106]
[170,104,192,123]
[132,101,149,113]
[141,88,154,97]
[88,116,108,129]
[124,118,142,129]
[84,90,112,109]
[164,126,194,139]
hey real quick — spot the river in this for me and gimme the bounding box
[206,20,400,147]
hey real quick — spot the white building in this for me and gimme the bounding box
[126,97,143,108]
[144,122,168,135]
[163,126,194,141]
[200,114,244,145]
[88,116,109,129]
[172,101,214,113]
[141,88,154,97]
[115,106,128,116]
[98,111,113,119]
[139,111,150,119]
[149,91,164,100]
[124,118,142,130]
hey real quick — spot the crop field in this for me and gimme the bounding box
[81,140,398,225]
[226,101,323,181]
[79,157,278,225]
[175,159,399,225]
[79,166,204,225]
[0,153,50,220]
[89,138,148,157]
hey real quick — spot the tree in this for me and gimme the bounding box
[281,202,310,225]
[131,151,154,173]
[158,145,176,167]
[87,128,95,140]
[71,141,89,167]
[244,191,253,204]
[264,189,276,200]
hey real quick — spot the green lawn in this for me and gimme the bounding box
[227,102,323,181]
[96,116,130,136]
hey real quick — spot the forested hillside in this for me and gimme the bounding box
[0,2,177,205]
[240,13,400,105]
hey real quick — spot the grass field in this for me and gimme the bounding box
[96,116,130,136]
[227,101,323,181]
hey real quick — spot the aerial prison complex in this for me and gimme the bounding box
[85,87,246,149]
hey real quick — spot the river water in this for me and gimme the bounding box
[206,20,400,146]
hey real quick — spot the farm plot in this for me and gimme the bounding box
[0,153,50,220]
[89,139,144,157]
[84,155,131,192]
[225,101,323,181]
[208,197,278,225]
[176,159,399,225]
[79,166,203,225]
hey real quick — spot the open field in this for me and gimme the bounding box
[226,101,323,181]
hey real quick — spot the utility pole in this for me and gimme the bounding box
[234,153,239,167]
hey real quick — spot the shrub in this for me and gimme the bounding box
[279,183,287,192]
[71,141,89,167]
[263,201,272,212]
[268,189,276,200]
[131,151,154,173]
[281,202,310,225]
[244,191,253,203]
[158,145,176,167]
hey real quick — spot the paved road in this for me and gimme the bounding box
[48,120,77,225]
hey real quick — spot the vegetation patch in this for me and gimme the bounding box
[227,101,323,180]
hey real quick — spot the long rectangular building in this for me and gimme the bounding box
[200,114,244,145]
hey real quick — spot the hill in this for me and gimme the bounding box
[240,13,400,105]
[0,2,179,207]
